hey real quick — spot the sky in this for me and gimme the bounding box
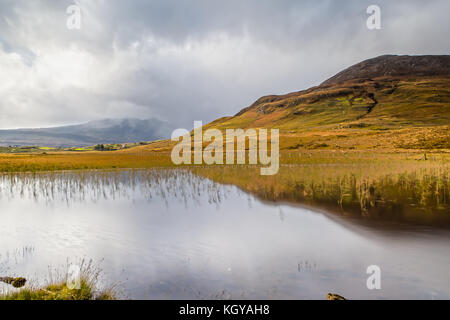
[0,0,449,130]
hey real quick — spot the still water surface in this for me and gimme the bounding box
[0,170,449,299]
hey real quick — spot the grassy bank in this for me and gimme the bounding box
[0,260,116,300]
[0,280,115,300]
[0,151,173,172]
[0,147,448,172]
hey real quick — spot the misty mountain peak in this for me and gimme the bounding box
[0,118,172,148]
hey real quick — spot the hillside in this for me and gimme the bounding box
[201,55,450,150]
[0,118,172,148]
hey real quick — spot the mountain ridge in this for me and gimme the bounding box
[322,55,450,86]
[236,55,450,115]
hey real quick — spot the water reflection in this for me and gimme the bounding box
[0,170,231,207]
[1,169,450,299]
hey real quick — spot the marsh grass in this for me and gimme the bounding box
[0,169,229,208]
[0,151,174,173]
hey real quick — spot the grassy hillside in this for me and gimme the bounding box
[204,77,450,150]
[184,55,446,151]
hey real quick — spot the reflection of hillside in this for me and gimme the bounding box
[192,162,450,227]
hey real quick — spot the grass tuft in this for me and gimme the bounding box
[0,259,117,300]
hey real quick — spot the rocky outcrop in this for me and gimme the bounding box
[0,277,27,288]
[327,293,346,300]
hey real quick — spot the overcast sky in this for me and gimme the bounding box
[0,0,449,130]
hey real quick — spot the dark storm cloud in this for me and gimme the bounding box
[0,0,448,130]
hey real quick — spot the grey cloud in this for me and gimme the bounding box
[0,0,448,130]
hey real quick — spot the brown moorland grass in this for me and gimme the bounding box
[0,151,174,172]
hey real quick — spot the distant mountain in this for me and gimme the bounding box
[0,118,172,147]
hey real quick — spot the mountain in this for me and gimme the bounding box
[0,118,172,147]
[322,55,450,85]
[203,55,450,150]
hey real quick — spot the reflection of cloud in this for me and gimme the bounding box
[0,246,35,274]
[0,0,449,129]
[0,170,230,207]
